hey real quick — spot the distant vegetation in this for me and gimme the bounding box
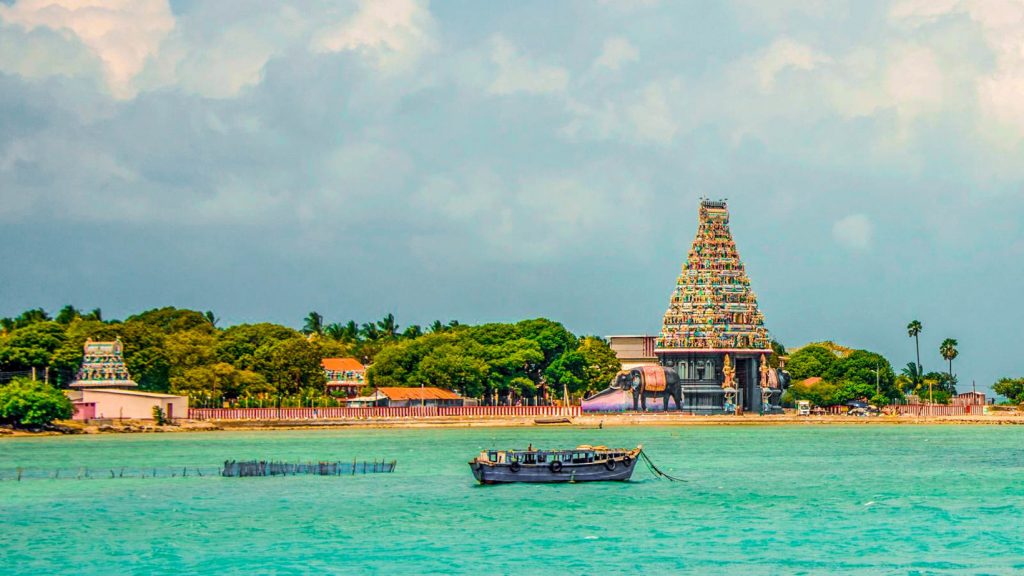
[993,378,1024,405]
[0,306,619,408]
[781,342,901,407]
[0,377,73,429]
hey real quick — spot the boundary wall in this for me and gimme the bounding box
[190,405,581,420]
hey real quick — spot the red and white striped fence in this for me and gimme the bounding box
[888,404,978,416]
[189,405,582,421]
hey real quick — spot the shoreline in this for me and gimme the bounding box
[4,412,1023,437]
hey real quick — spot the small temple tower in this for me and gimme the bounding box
[70,338,137,389]
[655,199,778,413]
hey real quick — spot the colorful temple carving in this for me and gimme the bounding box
[654,199,782,413]
[70,339,137,389]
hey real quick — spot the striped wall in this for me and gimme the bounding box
[190,405,582,421]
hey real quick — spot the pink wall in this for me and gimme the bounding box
[72,402,96,421]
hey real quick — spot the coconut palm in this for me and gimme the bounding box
[376,313,399,339]
[900,362,921,394]
[204,310,219,328]
[940,338,959,378]
[906,320,923,386]
[302,311,324,336]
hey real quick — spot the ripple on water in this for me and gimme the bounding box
[1,425,1022,574]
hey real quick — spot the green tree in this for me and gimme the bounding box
[900,362,921,393]
[577,336,621,394]
[204,311,220,328]
[302,311,324,336]
[402,324,423,339]
[0,322,67,370]
[164,330,218,377]
[939,338,958,379]
[377,313,400,339]
[825,350,900,401]
[416,343,490,398]
[127,307,212,334]
[0,378,73,428]
[544,350,587,398]
[785,345,837,380]
[257,337,326,401]
[170,362,270,402]
[215,323,301,370]
[907,320,923,386]
[993,377,1024,404]
[55,305,82,325]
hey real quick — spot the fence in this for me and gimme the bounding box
[222,460,395,477]
[190,405,582,421]
[1,460,396,481]
[888,404,976,416]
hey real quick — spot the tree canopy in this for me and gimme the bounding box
[993,377,1024,404]
[0,378,73,428]
[0,306,620,407]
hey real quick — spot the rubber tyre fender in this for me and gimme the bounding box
[622,456,632,467]
[604,459,617,471]
[509,461,521,473]
[549,460,563,473]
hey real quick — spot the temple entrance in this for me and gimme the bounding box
[737,357,760,413]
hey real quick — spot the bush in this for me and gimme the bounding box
[0,378,74,429]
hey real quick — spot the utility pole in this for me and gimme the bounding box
[875,364,880,396]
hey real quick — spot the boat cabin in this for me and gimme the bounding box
[482,449,630,465]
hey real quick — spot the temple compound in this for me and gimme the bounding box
[654,199,781,413]
[69,339,137,389]
[592,199,786,414]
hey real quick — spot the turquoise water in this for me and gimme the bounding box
[2,426,1022,575]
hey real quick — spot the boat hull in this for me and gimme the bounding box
[470,459,637,484]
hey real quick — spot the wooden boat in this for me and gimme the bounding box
[469,444,641,484]
[534,416,572,425]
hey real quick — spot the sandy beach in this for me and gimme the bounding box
[4,410,1019,436]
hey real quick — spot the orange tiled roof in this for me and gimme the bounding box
[322,358,365,372]
[801,377,823,386]
[376,386,462,401]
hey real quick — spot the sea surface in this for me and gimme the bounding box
[2,425,1022,575]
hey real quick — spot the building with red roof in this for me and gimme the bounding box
[322,357,366,397]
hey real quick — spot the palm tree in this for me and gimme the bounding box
[343,320,360,343]
[940,338,959,379]
[204,310,220,328]
[906,320,923,386]
[324,323,345,340]
[900,362,921,394]
[428,320,446,334]
[376,313,399,339]
[302,311,324,336]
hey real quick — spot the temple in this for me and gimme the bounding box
[69,339,137,389]
[655,199,779,413]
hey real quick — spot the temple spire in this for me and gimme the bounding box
[656,199,771,352]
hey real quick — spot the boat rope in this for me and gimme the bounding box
[638,450,686,482]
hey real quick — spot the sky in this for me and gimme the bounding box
[1,0,1022,395]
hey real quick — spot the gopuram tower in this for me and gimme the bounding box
[655,199,780,413]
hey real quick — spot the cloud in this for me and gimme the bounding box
[832,214,873,251]
[0,0,174,99]
[489,35,569,95]
[561,78,684,145]
[890,0,1024,134]
[594,37,639,71]
[311,0,436,73]
[412,168,651,263]
[751,37,831,92]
